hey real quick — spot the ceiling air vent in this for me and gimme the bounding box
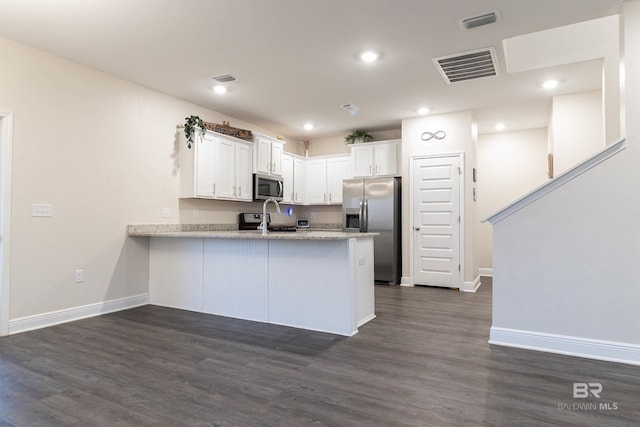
[212,74,236,83]
[461,11,498,30]
[341,103,361,115]
[433,47,499,84]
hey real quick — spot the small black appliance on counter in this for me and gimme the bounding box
[238,213,297,232]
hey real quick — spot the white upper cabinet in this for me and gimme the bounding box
[327,156,350,204]
[305,158,328,204]
[293,157,305,204]
[304,155,351,205]
[351,139,401,177]
[234,142,253,201]
[282,153,306,204]
[281,154,294,203]
[255,133,284,176]
[179,130,253,201]
[194,131,215,198]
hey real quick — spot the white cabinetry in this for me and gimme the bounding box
[282,153,306,204]
[305,155,351,204]
[351,139,401,177]
[255,133,284,176]
[327,156,350,204]
[179,130,252,201]
[305,158,328,204]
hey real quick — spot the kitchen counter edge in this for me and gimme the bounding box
[128,228,378,240]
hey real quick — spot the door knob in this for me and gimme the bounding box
[414,226,420,231]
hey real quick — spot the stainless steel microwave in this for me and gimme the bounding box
[253,173,283,201]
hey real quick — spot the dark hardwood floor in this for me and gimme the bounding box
[1,279,639,426]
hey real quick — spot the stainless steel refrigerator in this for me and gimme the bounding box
[343,177,401,284]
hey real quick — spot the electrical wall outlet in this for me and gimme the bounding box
[32,203,53,217]
[75,269,84,283]
[162,207,171,218]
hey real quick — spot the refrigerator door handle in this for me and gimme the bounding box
[362,199,368,232]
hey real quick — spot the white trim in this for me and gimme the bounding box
[0,111,13,337]
[483,138,626,224]
[489,326,640,366]
[8,293,149,335]
[409,153,465,289]
[461,275,481,292]
[479,267,493,277]
[400,276,413,287]
[357,313,376,327]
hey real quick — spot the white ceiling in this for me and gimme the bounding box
[0,0,623,140]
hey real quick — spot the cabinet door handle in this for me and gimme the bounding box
[213,183,216,194]
[369,165,372,174]
[324,193,326,202]
[233,186,236,197]
[238,186,241,196]
[376,164,379,174]
[329,193,332,202]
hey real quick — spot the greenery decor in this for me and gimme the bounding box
[344,130,373,144]
[184,115,205,149]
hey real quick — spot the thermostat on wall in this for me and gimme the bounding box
[296,219,310,228]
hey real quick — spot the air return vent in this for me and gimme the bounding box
[433,47,499,84]
[461,11,498,29]
[212,74,236,83]
[340,103,361,115]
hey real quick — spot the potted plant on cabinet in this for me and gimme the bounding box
[184,115,205,149]
[344,130,373,144]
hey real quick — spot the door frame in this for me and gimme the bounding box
[409,152,465,288]
[0,111,13,336]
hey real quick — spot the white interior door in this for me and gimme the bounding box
[412,155,462,288]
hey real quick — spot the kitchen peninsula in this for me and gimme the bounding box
[128,225,378,336]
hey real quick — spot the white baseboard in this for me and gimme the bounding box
[400,276,413,287]
[490,327,640,366]
[461,275,481,293]
[479,267,493,277]
[8,293,150,335]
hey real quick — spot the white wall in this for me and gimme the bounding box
[550,90,604,175]
[477,128,548,270]
[488,1,640,364]
[0,37,292,320]
[401,111,478,283]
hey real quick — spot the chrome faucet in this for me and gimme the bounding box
[261,198,281,236]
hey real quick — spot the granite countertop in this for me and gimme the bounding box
[127,224,377,240]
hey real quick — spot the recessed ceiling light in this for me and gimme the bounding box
[418,107,430,115]
[543,79,558,89]
[213,85,227,94]
[304,123,314,130]
[360,50,380,63]
[495,122,506,131]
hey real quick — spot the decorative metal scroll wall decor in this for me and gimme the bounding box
[421,130,447,141]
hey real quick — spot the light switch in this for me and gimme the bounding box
[162,207,171,218]
[32,203,53,217]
